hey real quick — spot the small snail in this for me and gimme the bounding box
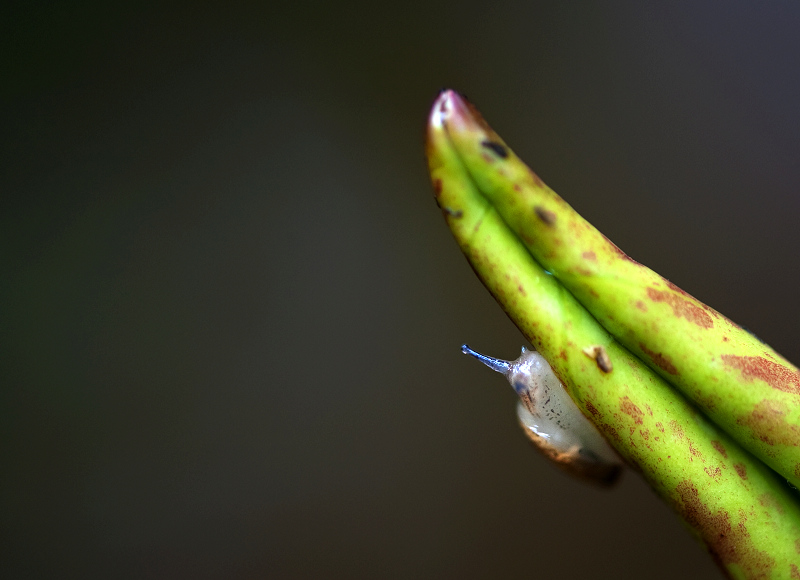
[462,345,623,486]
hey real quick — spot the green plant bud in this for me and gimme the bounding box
[427,89,800,578]
[437,90,800,491]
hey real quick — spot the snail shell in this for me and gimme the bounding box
[462,345,623,486]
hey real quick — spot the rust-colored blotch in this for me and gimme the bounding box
[639,342,679,375]
[722,354,800,397]
[619,396,644,425]
[676,480,775,574]
[646,287,714,329]
[737,399,800,447]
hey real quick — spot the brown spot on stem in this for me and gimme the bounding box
[534,206,556,226]
[664,279,689,297]
[646,287,714,328]
[639,343,678,375]
[619,396,643,425]
[721,354,800,396]
[711,440,728,458]
[583,345,612,373]
[443,207,463,218]
[737,399,800,447]
[669,420,684,441]
[601,234,638,263]
[662,280,718,321]
[675,480,775,574]
[601,424,621,442]
[481,140,508,158]
[432,178,442,196]
[758,493,785,515]
[734,463,748,480]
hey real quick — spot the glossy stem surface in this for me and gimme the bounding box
[427,89,800,578]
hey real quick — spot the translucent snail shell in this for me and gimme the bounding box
[462,345,623,486]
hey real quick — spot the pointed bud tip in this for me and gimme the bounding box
[428,89,497,145]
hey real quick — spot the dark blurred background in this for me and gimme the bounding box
[4,1,800,578]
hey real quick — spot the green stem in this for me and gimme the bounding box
[426,89,800,578]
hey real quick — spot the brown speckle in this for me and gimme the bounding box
[737,399,800,447]
[639,342,679,375]
[711,440,728,458]
[534,206,556,225]
[443,207,463,218]
[663,281,718,321]
[583,345,612,373]
[635,300,648,312]
[601,424,621,442]
[582,251,597,261]
[601,234,638,263]
[758,493,785,515]
[620,396,643,425]
[513,183,521,192]
[481,140,508,158]
[664,279,689,297]
[721,354,800,396]
[704,466,722,480]
[647,287,714,328]
[585,401,600,417]
[735,463,748,480]
[675,480,775,574]
[791,564,800,579]
[432,178,442,196]
[696,391,719,413]
[795,538,800,554]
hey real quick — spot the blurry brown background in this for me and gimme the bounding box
[4,1,800,578]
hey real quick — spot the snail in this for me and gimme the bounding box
[462,345,623,486]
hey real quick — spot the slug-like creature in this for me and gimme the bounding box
[462,345,623,486]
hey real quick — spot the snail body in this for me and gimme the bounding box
[462,345,623,486]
